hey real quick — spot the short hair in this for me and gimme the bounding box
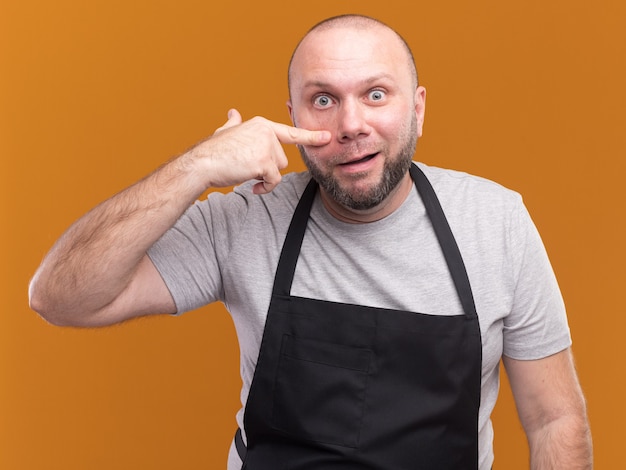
[288,14,419,94]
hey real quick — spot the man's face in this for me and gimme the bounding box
[288,25,426,212]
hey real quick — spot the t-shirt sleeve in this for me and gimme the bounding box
[502,199,572,360]
[147,190,249,314]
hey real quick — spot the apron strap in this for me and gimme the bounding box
[272,164,478,319]
[272,178,318,297]
[410,164,478,319]
[235,427,247,461]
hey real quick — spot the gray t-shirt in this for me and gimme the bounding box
[148,162,571,470]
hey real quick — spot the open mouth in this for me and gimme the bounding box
[340,153,379,166]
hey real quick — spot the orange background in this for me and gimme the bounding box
[2,0,624,468]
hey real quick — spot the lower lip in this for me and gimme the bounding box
[338,153,379,173]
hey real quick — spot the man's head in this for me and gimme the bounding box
[287,15,426,218]
[288,15,419,96]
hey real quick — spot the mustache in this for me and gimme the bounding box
[297,143,384,164]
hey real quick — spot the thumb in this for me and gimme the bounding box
[214,108,243,134]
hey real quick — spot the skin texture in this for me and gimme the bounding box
[28,111,330,326]
[504,351,593,469]
[288,21,425,223]
[28,14,592,468]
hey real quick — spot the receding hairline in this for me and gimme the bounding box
[288,14,419,94]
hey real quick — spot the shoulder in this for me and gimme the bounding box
[416,162,521,204]
[232,170,311,208]
[193,171,311,223]
[414,162,526,227]
[414,162,538,263]
[223,171,311,226]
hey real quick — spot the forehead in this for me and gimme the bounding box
[289,25,413,94]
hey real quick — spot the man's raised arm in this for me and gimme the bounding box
[28,109,330,327]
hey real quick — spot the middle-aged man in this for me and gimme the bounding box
[29,14,592,469]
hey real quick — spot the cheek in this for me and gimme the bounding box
[293,108,336,132]
[378,113,416,150]
[295,112,339,159]
[301,144,333,164]
[377,106,412,135]
[299,139,340,171]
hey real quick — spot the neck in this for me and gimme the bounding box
[319,173,413,224]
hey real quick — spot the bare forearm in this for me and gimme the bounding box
[29,111,330,326]
[29,153,206,324]
[528,414,593,469]
[504,351,593,470]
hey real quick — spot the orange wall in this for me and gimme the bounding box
[2,1,624,468]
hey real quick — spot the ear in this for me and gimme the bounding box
[286,99,295,126]
[414,86,426,137]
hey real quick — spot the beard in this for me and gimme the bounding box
[297,115,418,211]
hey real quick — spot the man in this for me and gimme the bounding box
[29,14,592,469]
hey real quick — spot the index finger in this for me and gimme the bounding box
[271,122,331,147]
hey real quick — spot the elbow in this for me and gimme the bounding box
[28,275,47,318]
[28,276,118,328]
[29,300,78,327]
[28,291,57,326]
[28,276,72,327]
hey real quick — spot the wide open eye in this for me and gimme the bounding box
[368,89,386,102]
[313,94,334,108]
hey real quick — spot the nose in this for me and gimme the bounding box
[336,98,372,142]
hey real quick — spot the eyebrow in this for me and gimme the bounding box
[300,72,397,91]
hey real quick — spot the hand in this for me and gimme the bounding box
[190,109,331,194]
[28,109,330,327]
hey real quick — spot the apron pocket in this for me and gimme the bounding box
[271,334,371,448]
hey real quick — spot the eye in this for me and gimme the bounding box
[368,90,386,102]
[313,94,334,108]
